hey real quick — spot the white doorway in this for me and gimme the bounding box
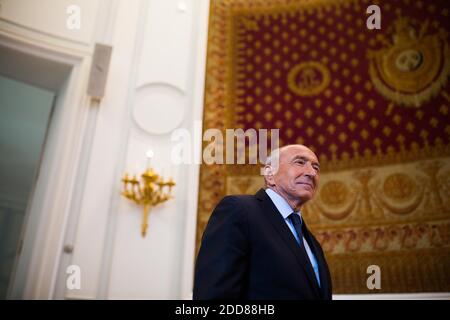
[0,34,92,299]
[0,74,56,299]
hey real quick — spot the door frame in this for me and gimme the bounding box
[0,31,92,299]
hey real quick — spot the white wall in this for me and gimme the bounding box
[0,0,100,44]
[101,0,209,300]
[1,0,209,299]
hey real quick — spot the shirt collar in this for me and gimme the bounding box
[265,188,301,219]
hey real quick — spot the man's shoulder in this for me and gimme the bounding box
[222,193,258,202]
[215,192,264,215]
[222,188,265,201]
[220,191,265,206]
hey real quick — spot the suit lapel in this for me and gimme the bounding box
[302,221,331,299]
[255,189,322,298]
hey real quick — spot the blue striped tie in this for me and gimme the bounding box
[288,212,303,246]
[289,212,321,287]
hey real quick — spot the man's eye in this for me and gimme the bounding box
[294,159,306,165]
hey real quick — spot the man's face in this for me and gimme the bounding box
[271,145,320,204]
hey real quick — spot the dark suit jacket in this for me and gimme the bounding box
[193,188,332,300]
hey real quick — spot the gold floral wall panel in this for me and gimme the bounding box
[198,0,450,293]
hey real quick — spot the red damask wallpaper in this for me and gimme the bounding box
[198,0,450,293]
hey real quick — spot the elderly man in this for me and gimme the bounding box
[193,144,332,300]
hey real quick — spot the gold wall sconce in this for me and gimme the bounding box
[121,151,175,237]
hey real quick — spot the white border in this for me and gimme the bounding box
[333,292,450,300]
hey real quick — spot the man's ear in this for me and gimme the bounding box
[264,165,275,186]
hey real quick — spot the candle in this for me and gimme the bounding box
[146,149,154,168]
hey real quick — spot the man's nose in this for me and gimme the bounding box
[304,164,317,177]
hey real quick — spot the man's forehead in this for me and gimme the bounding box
[281,145,319,163]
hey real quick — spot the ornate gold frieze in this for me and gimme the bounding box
[225,158,450,265]
[368,17,450,107]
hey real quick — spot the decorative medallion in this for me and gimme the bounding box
[383,173,416,202]
[287,61,330,96]
[368,17,450,107]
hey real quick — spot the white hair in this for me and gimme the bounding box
[263,147,282,186]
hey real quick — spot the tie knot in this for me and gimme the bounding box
[289,212,302,226]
